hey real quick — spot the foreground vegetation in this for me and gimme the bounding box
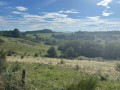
[0,48,120,89]
[1,56,120,90]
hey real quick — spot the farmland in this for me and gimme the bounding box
[1,30,120,90]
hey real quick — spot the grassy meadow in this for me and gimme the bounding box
[5,56,120,90]
[0,36,59,56]
[7,55,120,80]
[1,34,120,90]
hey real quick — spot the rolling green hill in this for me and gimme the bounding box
[0,36,60,57]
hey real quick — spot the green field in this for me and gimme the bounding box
[0,36,60,56]
[1,60,120,90]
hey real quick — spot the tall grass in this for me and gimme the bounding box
[66,75,98,90]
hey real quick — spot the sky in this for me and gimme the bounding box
[0,0,120,32]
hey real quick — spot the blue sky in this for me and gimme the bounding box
[0,0,120,32]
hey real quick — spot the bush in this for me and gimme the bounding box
[47,47,57,58]
[100,76,107,81]
[60,59,64,64]
[7,50,16,56]
[21,55,24,59]
[0,50,28,90]
[75,64,79,71]
[0,69,24,90]
[11,62,21,73]
[0,39,4,44]
[66,75,98,90]
[0,65,28,90]
[115,63,120,72]
[1,70,19,89]
[0,49,6,72]
[34,53,38,57]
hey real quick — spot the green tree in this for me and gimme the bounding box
[12,28,21,38]
[47,47,57,58]
[65,47,75,58]
[0,39,4,44]
[103,43,120,59]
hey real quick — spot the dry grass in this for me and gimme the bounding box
[7,56,120,80]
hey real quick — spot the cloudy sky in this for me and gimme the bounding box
[0,0,120,32]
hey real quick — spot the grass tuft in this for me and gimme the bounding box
[66,75,98,90]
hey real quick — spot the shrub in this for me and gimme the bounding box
[21,55,24,59]
[100,76,107,81]
[24,52,27,55]
[60,59,64,64]
[1,70,18,89]
[7,51,12,56]
[75,64,80,71]
[34,53,38,57]
[0,39,4,44]
[1,69,23,90]
[0,49,6,72]
[0,67,28,90]
[47,47,57,58]
[115,63,120,72]
[66,75,98,90]
[11,62,21,73]
[7,50,15,56]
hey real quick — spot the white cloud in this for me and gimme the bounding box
[43,13,67,18]
[0,16,7,25]
[86,16,100,21]
[23,14,45,23]
[102,10,113,16]
[59,9,79,14]
[53,17,80,23]
[97,0,112,8]
[0,1,7,6]
[86,16,109,27]
[12,11,23,14]
[1,10,120,31]
[16,6,28,11]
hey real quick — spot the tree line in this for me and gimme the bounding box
[52,31,120,42]
[0,28,22,38]
[25,29,54,34]
[58,40,120,59]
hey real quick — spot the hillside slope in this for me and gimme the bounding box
[0,36,52,56]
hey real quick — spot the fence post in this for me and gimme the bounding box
[22,69,26,88]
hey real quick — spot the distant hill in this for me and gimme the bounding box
[1,28,120,43]
[25,29,54,34]
[52,31,120,42]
